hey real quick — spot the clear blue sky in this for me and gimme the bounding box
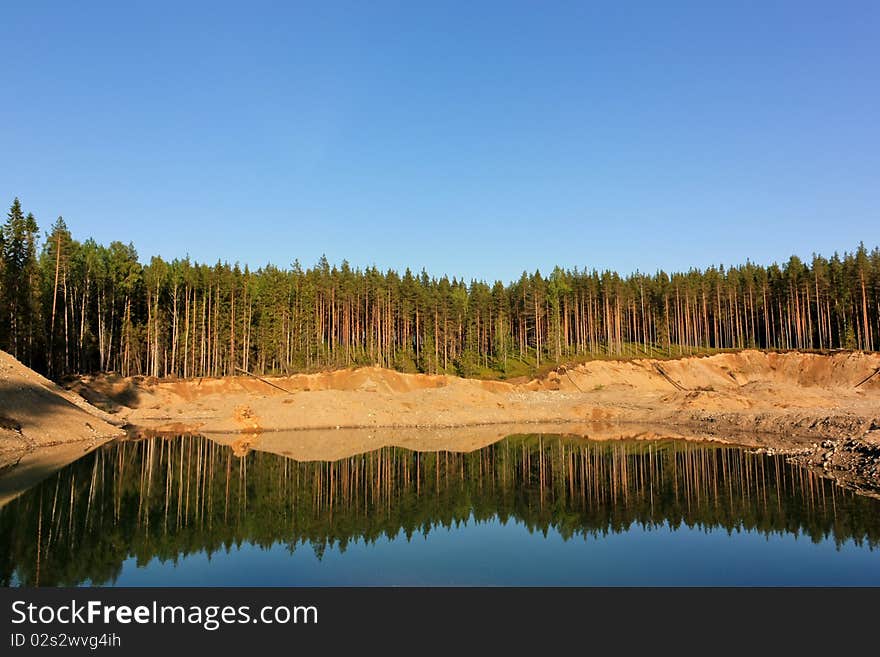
[2,1,877,283]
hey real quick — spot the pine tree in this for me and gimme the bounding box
[1,199,43,365]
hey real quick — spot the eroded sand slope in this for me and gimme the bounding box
[0,350,125,472]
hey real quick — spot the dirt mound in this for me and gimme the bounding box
[543,350,880,394]
[233,405,262,431]
[66,373,143,412]
[284,367,452,393]
[658,350,880,389]
[0,350,124,472]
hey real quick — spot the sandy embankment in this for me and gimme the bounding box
[86,348,874,494]
[2,347,880,495]
[0,350,125,498]
[77,349,879,442]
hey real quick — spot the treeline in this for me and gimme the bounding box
[2,435,876,585]
[1,197,878,379]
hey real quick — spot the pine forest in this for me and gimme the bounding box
[1,197,878,381]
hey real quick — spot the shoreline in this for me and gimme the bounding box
[1,348,879,499]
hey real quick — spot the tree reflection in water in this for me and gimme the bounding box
[1,434,878,586]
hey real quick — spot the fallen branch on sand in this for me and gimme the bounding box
[235,368,294,394]
[654,364,689,391]
[854,367,880,389]
[557,366,586,393]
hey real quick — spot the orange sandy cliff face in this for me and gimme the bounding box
[66,349,880,443]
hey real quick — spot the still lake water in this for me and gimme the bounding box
[2,433,879,586]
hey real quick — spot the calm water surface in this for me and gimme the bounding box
[2,434,879,586]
